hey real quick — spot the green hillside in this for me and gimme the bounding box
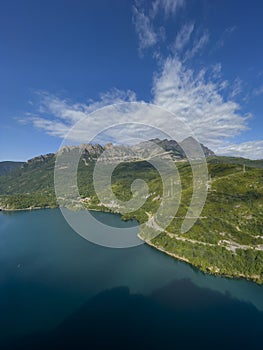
[0,161,24,176]
[208,155,263,168]
[149,162,263,284]
[0,152,263,283]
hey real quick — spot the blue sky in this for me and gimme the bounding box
[0,0,263,161]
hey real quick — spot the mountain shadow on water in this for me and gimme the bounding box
[4,279,263,350]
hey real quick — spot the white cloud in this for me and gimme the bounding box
[229,77,243,99]
[29,97,208,147]
[253,85,263,97]
[152,56,248,149]
[36,93,87,124]
[24,64,262,159]
[184,31,209,61]
[132,4,158,51]
[216,141,263,160]
[210,63,222,79]
[37,89,136,118]
[30,117,70,138]
[28,56,250,154]
[173,22,194,53]
[152,0,185,17]
[26,89,138,141]
[133,0,185,53]
[25,51,254,156]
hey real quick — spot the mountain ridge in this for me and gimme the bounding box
[23,137,214,165]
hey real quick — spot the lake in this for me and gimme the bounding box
[0,208,263,349]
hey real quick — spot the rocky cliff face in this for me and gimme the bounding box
[26,138,215,164]
[27,154,55,164]
[179,137,215,158]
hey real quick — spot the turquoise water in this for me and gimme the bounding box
[0,209,263,349]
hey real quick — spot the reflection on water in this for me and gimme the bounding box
[5,281,263,350]
[0,209,263,347]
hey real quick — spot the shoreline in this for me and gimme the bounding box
[1,205,262,285]
[137,233,191,264]
[0,206,54,212]
[138,233,262,285]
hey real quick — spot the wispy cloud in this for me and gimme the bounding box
[253,85,263,97]
[152,56,248,149]
[210,63,222,79]
[229,77,243,99]
[26,89,137,141]
[23,72,262,158]
[132,3,158,51]
[215,25,237,50]
[27,56,250,153]
[30,118,70,138]
[216,141,263,160]
[184,30,210,61]
[27,96,207,146]
[151,0,185,18]
[173,22,194,54]
[133,0,184,52]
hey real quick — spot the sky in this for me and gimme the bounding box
[0,0,263,161]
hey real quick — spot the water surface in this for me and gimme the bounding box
[0,209,262,348]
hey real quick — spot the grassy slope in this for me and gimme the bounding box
[0,155,57,208]
[0,155,263,283]
[150,162,263,283]
[208,155,263,168]
[0,161,25,176]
